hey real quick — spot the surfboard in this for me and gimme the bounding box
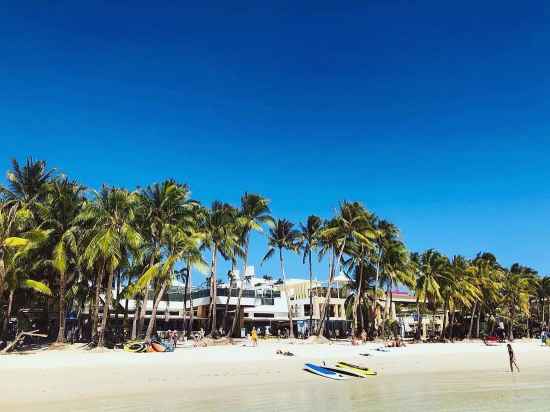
[304,363,348,380]
[335,361,377,376]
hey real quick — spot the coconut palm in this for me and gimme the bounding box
[413,249,448,340]
[370,220,398,337]
[41,177,85,343]
[0,158,54,211]
[227,193,274,338]
[262,219,301,338]
[201,201,240,336]
[467,253,501,339]
[298,215,322,332]
[439,256,480,340]
[78,187,142,347]
[378,240,415,338]
[316,202,375,337]
[130,224,205,341]
[134,180,193,337]
[0,204,51,338]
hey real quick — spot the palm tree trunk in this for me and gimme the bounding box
[145,279,169,340]
[98,266,115,348]
[380,284,391,339]
[187,262,194,337]
[138,248,157,337]
[1,289,14,339]
[415,297,421,340]
[440,300,448,340]
[123,298,129,337]
[475,308,481,338]
[467,302,476,339]
[56,269,66,343]
[113,270,121,334]
[182,265,189,335]
[280,248,294,339]
[0,252,6,305]
[308,251,314,335]
[131,301,139,340]
[316,247,335,337]
[351,260,364,337]
[228,236,249,338]
[449,309,456,342]
[209,247,218,337]
[223,262,235,334]
[92,265,105,341]
[371,249,382,337]
[317,241,346,337]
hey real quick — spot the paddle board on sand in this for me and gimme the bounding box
[335,361,377,376]
[304,363,348,380]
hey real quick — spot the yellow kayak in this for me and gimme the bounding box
[335,361,377,376]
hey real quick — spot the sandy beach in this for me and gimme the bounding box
[1,340,549,411]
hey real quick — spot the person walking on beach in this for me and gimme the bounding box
[507,344,520,372]
[251,327,258,346]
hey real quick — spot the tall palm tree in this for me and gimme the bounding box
[262,219,301,339]
[79,187,142,347]
[379,239,414,338]
[439,256,480,340]
[134,180,192,337]
[467,253,501,339]
[200,201,239,336]
[0,203,51,338]
[42,177,85,343]
[413,249,447,340]
[227,193,273,338]
[316,202,374,337]
[299,215,322,333]
[370,220,398,337]
[0,158,54,211]
[130,224,204,341]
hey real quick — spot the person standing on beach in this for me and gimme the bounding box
[507,344,520,372]
[251,327,258,346]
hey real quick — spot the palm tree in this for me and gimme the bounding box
[378,240,414,338]
[130,225,204,341]
[262,219,301,338]
[439,256,480,340]
[537,276,550,327]
[79,187,142,347]
[0,158,54,211]
[42,177,85,343]
[413,249,447,340]
[134,180,192,337]
[298,215,322,333]
[227,193,273,338]
[370,220,398,337]
[316,202,374,337]
[202,202,241,336]
[0,204,51,338]
[501,264,536,340]
[467,253,501,339]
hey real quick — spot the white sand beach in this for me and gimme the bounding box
[1,340,549,411]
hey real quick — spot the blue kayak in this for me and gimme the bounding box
[304,363,348,380]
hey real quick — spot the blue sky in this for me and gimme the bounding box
[1,2,549,283]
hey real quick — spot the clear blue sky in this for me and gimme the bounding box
[1,2,549,283]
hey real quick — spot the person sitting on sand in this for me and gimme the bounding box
[507,344,520,372]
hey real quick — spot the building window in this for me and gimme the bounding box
[253,313,275,318]
[304,304,312,316]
